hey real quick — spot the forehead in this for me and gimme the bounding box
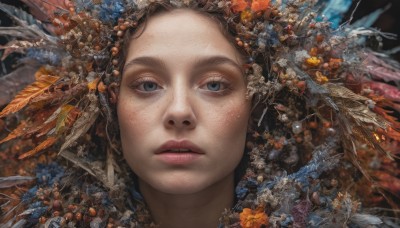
[127,10,241,61]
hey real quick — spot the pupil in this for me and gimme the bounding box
[207,82,220,91]
[144,82,156,91]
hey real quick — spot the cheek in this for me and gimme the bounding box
[206,98,251,137]
[117,98,151,167]
[117,96,153,137]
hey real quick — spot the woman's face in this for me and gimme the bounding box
[117,10,251,195]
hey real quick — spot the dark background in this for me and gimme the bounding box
[0,0,399,64]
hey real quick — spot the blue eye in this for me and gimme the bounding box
[206,82,221,91]
[142,82,158,91]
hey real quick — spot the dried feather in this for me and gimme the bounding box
[0,27,39,39]
[0,121,28,144]
[336,99,389,129]
[351,4,390,28]
[107,148,115,186]
[24,108,60,137]
[18,136,57,159]
[89,161,113,189]
[0,176,35,189]
[0,64,38,107]
[34,120,57,137]
[55,105,80,134]
[59,94,99,153]
[0,26,57,43]
[366,81,400,102]
[325,83,370,102]
[9,219,26,228]
[31,83,88,106]
[0,40,42,61]
[350,213,383,226]
[363,52,400,82]
[326,83,390,129]
[58,150,95,177]
[0,3,44,29]
[329,85,395,160]
[368,67,400,82]
[0,74,59,118]
[382,127,400,141]
[20,0,70,22]
[373,171,400,199]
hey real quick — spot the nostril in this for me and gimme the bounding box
[182,120,191,126]
[168,120,175,125]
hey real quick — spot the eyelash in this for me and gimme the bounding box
[200,76,232,95]
[130,77,162,93]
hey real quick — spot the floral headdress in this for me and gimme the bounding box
[0,0,399,227]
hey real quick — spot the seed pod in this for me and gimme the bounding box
[112,70,120,77]
[64,212,73,221]
[53,191,61,200]
[67,204,77,212]
[75,212,82,221]
[52,200,62,211]
[88,207,97,217]
[119,24,127,31]
[39,216,47,224]
[117,30,124,37]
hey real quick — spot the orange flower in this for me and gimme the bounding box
[240,208,269,228]
[251,0,270,12]
[232,0,248,12]
[231,0,270,13]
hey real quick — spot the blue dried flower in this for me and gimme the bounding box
[307,213,325,227]
[21,186,38,203]
[29,206,48,219]
[28,201,42,209]
[35,162,64,186]
[74,0,95,12]
[97,0,125,23]
[319,0,353,29]
[235,185,248,199]
[26,48,62,65]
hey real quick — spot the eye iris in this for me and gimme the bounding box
[207,82,220,91]
[143,82,157,91]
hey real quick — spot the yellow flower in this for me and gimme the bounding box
[240,208,269,228]
[315,71,329,84]
[306,57,321,67]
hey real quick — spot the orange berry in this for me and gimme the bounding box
[75,212,82,221]
[88,207,97,217]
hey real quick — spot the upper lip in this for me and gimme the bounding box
[156,140,204,154]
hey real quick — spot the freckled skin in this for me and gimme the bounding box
[117,10,251,196]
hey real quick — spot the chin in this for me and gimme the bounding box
[158,176,211,195]
[140,171,226,195]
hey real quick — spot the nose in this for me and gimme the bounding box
[163,89,197,130]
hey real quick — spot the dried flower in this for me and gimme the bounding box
[240,207,269,228]
[251,0,270,12]
[306,57,321,67]
[231,0,248,12]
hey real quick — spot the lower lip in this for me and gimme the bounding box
[156,152,202,165]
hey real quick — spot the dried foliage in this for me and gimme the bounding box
[0,74,59,117]
[0,0,399,227]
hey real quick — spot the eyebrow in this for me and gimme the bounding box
[123,56,168,74]
[123,55,243,75]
